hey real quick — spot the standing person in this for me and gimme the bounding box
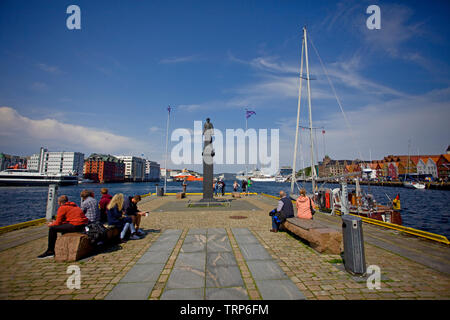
[98,188,112,223]
[123,195,147,236]
[80,189,100,223]
[296,188,315,219]
[241,179,248,195]
[182,177,187,193]
[247,178,253,195]
[107,193,140,241]
[270,191,294,232]
[214,180,219,197]
[37,195,89,259]
[233,181,239,192]
[219,180,226,196]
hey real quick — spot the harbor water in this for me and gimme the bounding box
[1,180,449,239]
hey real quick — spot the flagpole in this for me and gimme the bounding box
[164,106,170,194]
[245,111,248,178]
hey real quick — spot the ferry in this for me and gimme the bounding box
[0,169,79,186]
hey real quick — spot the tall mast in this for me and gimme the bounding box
[304,26,316,193]
[290,31,305,194]
[164,106,171,193]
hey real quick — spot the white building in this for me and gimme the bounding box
[27,147,84,176]
[145,160,160,182]
[115,155,146,181]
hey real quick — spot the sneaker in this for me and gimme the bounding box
[136,229,145,236]
[37,250,54,259]
[129,234,141,240]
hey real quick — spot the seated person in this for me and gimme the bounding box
[295,188,315,219]
[80,189,100,223]
[123,195,148,236]
[98,188,112,223]
[270,190,294,233]
[107,193,140,241]
[37,195,88,259]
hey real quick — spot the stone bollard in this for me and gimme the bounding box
[46,184,58,221]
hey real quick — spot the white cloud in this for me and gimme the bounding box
[159,55,199,64]
[0,106,151,156]
[36,63,62,74]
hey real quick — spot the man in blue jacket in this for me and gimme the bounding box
[270,191,294,233]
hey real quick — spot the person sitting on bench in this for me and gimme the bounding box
[37,195,89,259]
[296,188,315,219]
[107,193,140,242]
[270,190,294,233]
[123,195,147,236]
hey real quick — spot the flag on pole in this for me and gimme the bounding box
[322,130,325,134]
[245,109,256,119]
[167,105,172,114]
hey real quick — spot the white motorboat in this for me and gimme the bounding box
[403,181,426,189]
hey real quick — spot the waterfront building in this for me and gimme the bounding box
[437,154,450,180]
[115,155,146,182]
[27,147,84,176]
[145,160,160,182]
[0,153,27,171]
[84,154,125,183]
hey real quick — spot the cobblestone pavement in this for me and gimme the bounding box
[0,194,449,300]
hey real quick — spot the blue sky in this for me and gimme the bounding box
[0,0,449,173]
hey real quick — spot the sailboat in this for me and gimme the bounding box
[288,27,402,225]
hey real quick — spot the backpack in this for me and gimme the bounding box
[84,221,108,245]
[309,198,316,216]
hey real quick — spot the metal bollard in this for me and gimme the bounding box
[46,184,58,221]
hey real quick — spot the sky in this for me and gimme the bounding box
[0,0,449,174]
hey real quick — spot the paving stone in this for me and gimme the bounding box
[180,241,206,253]
[233,235,260,244]
[231,228,252,236]
[207,228,227,235]
[147,241,178,252]
[184,234,207,244]
[256,279,307,300]
[247,260,288,280]
[207,252,237,267]
[187,228,207,235]
[206,266,244,288]
[119,263,165,283]
[137,251,172,264]
[166,267,205,289]
[238,244,272,261]
[174,252,206,269]
[160,288,204,300]
[105,282,155,300]
[207,239,232,252]
[206,287,249,300]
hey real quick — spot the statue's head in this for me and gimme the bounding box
[206,118,210,122]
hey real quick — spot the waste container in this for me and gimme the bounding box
[342,215,366,275]
[156,186,164,197]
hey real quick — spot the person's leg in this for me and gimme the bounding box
[135,215,141,230]
[271,217,279,232]
[121,223,130,239]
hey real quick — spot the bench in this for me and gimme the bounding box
[176,192,186,199]
[54,224,121,262]
[282,217,343,254]
[55,232,93,262]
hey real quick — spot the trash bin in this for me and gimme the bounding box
[342,215,366,275]
[156,186,164,197]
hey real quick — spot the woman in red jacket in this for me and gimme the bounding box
[37,195,88,259]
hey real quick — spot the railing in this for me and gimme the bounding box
[259,193,450,245]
